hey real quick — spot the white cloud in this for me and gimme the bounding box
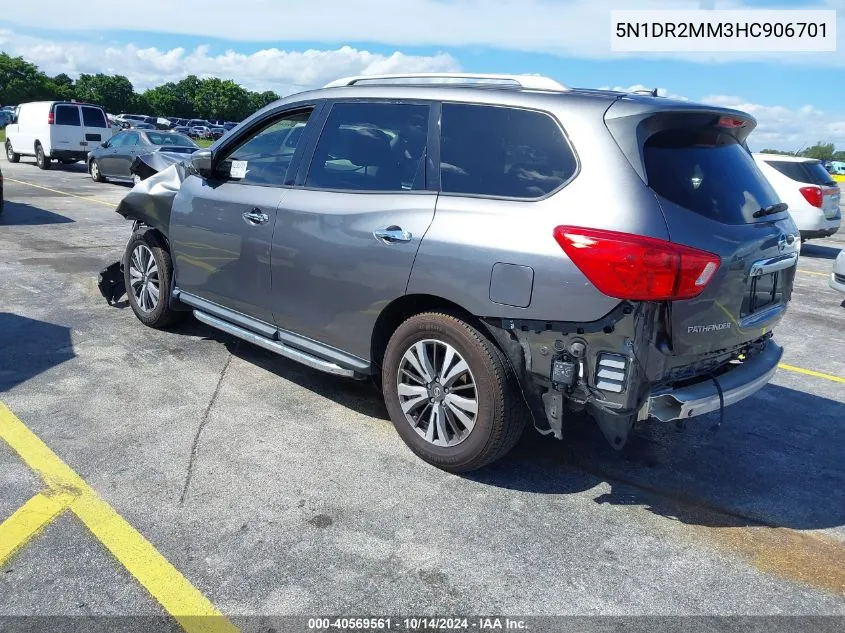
[0,30,460,95]
[2,0,844,66]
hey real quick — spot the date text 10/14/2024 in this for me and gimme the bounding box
[307,617,529,630]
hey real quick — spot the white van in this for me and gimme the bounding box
[5,101,112,169]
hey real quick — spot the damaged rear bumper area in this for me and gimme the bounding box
[484,303,782,449]
[644,342,782,423]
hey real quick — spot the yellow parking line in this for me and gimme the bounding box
[0,491,75,566]
[0,402,239,633]
[5,177,117,208]
[796,269,830,277]
[778,364,845,384]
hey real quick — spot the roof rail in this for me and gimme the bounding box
[323,73,568,91]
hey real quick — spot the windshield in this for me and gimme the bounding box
[644,128,782,224]
[147,132,197,147]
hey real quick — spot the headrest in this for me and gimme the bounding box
[346,127,392,167]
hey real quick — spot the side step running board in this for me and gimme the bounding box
[193,310,361,379]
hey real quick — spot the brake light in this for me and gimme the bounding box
[718,116,745,129]
[47,111,54,125]
[553,226,720,301]
[799,186,823,208]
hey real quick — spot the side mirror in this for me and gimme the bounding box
[191,148,213,174]
[102,140,110,149]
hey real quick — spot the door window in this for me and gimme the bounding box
[217,108,313,187]
[306,102,429,192]
[108,132,127,147]
[54,105,81,126]
[439,103,576,199]
[123,132,140,146]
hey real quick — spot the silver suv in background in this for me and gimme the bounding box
[114,74,798,472]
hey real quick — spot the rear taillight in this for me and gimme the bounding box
[717,116,745,129]
[799,186,823,208]
[553,226,720,301]
[47,111,54,125]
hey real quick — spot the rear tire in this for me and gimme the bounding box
[90,159,105,183]
[5,140,20,163]
[381,312,526,473]
[35,143,50,170]
[123,231,183,329]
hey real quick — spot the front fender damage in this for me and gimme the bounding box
[114,161,189,238]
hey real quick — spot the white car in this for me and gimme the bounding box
[5,101,112,169]
[753,153,841,241]
[830,250,845,294]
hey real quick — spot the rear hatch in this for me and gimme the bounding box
[605,101,799,356]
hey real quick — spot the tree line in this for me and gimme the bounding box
[0,53,281,121]
[759,142,845,162]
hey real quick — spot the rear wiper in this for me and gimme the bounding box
[753,202,789,218]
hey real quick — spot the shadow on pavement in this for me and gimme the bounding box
[0,201,74,225]
[471,383,845,531]
[800,243,841,260]
[0,312,75,392]
[177,318,845,532]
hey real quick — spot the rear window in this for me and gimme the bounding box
[81,106,107,128]
[644,129,781,224]
[765,160,835,186]
[54,105,80,126]
[147,132,196,147]
[440,104,577,199]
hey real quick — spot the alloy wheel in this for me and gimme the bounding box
[129,244,160,312]
[397,339,478,447]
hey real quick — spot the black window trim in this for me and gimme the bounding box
[294,97,439,196]
[435,100,581,202]
[205,100,324,189]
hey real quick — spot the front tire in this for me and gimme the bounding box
[90,159,105,182]
[5,141,20,163]
[123,231,182,329]
[382,312,526,473]
[35,143,50,170]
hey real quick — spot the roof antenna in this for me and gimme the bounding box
[632,88,660,97]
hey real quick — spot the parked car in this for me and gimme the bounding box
[189,125,212,139]
[830,250,845,294]
[5,100,111,169]
[172,126,192,135]
[223,122,239,131]
[114,73,797,472]
[0,110,13,128]
[754,153,841,240]
[88,129,197,184]
[209,127,226,140]
[187,119,210,129]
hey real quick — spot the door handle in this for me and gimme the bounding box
[374,226,413,244]
[242,208,270,225]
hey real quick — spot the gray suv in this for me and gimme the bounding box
[115,73,798,472]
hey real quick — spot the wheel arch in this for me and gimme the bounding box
[371,293,505,372]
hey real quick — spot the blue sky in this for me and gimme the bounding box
[1,0,843,150]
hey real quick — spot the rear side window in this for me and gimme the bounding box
[123,132,140,146]
[439,103,577,199]
[54,105,80,126]
[81,107,107,128]
[306,102,429,192]
[644,129,780,224]
[765,160,835,186]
